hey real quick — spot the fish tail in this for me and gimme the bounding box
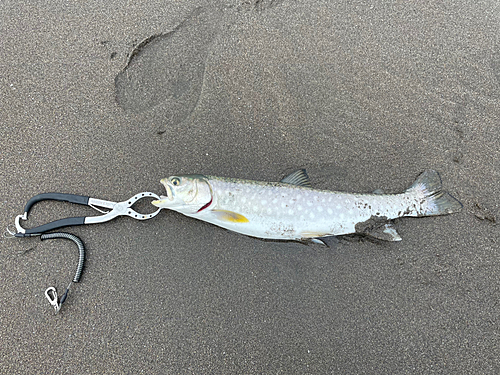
[405,170,463,216]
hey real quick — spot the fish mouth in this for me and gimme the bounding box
[151,180,174,207]
[164,184,174,200]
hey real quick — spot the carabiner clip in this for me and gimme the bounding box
[45,287,61,314]
[3,224,17,238]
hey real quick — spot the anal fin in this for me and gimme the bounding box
[378,223,402,241]
[355,216,402,241]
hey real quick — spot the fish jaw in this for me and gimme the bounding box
[151,179,174,207]
[151,196,170,208]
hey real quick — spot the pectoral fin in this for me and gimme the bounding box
[212,210,249,223]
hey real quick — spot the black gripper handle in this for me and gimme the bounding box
[24,193,90,216]
[16,217,86,236]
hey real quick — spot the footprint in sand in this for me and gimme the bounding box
[115,7,223,131]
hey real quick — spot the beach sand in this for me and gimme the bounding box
[1,0,499,373]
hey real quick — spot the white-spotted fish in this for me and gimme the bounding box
[152,170,462,242]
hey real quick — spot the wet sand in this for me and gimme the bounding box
[1,0,499,373]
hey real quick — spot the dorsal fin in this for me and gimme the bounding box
[280,169,312,187]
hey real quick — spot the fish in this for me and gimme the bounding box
[151,169,462,242]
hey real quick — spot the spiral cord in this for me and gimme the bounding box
[40,232,85,283]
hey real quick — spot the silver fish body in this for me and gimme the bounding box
[152,170,462,242]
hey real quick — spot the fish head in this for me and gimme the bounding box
[151,174,212,214]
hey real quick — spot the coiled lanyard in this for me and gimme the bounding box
[41,232,85,314]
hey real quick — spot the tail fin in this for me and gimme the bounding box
[406,170,463,216]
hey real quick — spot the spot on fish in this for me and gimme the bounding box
[241,197,247,203]
[297,205,303,211]
[281,202,287,208]
[288,209,294,215]
[327,208,333,214]
[307,201,313,207]
[267,208,272,214]
[261,199,267,205]
[317,207,323,212]
[309,212,315,219]
[272,198,278,204]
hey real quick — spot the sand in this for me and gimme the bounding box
[1,0,499,373]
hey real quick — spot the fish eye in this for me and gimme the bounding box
[171,177,181,186]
